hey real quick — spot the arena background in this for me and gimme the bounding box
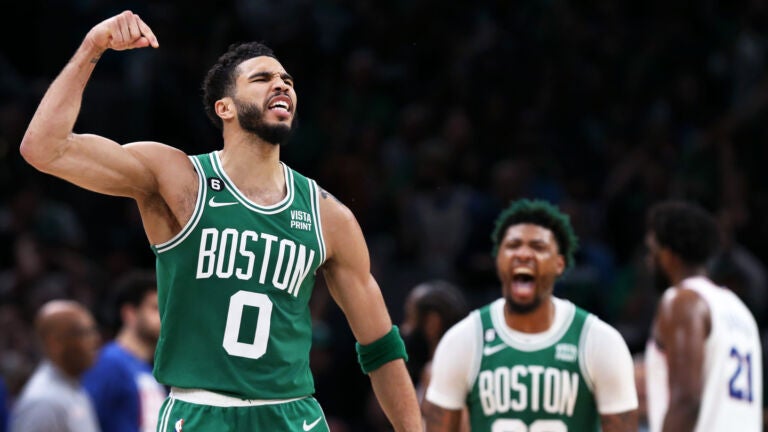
[1,1,768,430]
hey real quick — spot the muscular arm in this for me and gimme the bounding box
[20,11,161,196]
[318,189,422,432]
[19,11,197,244]
[19,13,163,199]
[655,289,710,432]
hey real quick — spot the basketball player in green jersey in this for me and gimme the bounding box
[422,199,639,432]
[19,10,422,432]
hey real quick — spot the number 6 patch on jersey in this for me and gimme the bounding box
[207,177,224,191]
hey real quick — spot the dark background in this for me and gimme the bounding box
[2,1,768,430]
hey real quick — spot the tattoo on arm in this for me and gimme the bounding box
[600,410,638,432]
[320,188,342,204]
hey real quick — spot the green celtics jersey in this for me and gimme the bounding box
[467,299,599,432]
[151,151,326,400]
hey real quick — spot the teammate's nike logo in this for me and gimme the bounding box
[483,343,507,356]
[208,197,238,207]
[303,417,322,431]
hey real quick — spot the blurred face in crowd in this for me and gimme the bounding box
[497,223,565,314]
[61,311,100,376]
[39,303,100,378]
[232,56,297,145]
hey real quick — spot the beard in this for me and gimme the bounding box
[234,97,295,145]
[505,295,543,315]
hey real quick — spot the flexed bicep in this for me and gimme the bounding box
[40,134,162,197]
[20,10,163,199]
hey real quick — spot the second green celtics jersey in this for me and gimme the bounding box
[151,151,326,400]
[467,299,599,432]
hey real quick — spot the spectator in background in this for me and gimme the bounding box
[400,279,469,399]
[644,200,762,431]
[10,299,100,432]
[423,199,638,432]
[83,270,167,432]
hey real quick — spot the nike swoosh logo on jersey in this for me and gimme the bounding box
[208,197,238,207]
[303,416,322,431]
[483,343,507,356]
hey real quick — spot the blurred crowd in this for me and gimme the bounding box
[2,0,768,430]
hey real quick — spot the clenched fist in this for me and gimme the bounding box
[85,10,159,53]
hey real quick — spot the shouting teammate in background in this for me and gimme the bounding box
[422,199,638,432]
[644,200,762,431]
[18,10,421,432]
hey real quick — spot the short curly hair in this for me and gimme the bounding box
[646,200,720,266]
[202,41,277,130]
[491,199,579,269]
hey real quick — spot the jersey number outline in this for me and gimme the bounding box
[728,346,754,402]
[222,291,273,359]
[491,419,567,432]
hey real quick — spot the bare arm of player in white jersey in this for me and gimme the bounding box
[422,314,476,432]
[316,188,422,432]
[18,11,198,246]
[583,316,640,431]
[653,288,710,432]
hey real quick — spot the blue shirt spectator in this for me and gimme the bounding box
[82,270,166,432]
[83,343,166,432]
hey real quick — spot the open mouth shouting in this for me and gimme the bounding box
[267,95,293,120]
[510,267,536,301]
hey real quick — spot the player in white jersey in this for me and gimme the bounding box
[644,200,762,432]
